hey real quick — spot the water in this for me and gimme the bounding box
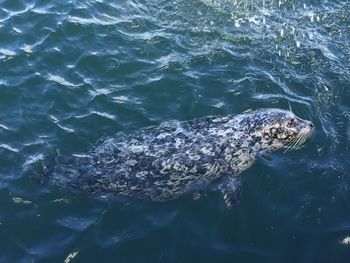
[0,0,349,262]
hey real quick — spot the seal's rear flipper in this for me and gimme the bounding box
[219,175,241,209]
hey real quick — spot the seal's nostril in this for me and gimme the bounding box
[309,123,314,128]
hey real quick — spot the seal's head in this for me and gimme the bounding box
[247,109,314,152]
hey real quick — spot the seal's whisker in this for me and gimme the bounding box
[293,135,303,149]
[296,134,306,149]
[286,140,296,152]
[292,135,303,150]
[284,138,296,152]
[290,132,306,151]
[284,135,299,153]
[297,136,305,149]
[295,135,304,149]
[283,142,292,153]
[296,133,309,149]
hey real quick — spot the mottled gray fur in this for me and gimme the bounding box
[54,108,313,207]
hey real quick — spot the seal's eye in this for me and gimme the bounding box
[287,118,296,126]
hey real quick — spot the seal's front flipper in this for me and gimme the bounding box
[186,176,210,201]
[219,175,241,208]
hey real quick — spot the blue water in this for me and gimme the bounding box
[0,0,350,262]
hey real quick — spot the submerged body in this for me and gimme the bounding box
[54,109,314,207]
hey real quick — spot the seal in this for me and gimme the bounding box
[54,108,314,208]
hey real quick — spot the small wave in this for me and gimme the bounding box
[50,115,75,133]
[12,197,32,205]
[12,27,22,33]
[56,123,75,133]
[67,15,117,26]
[47,73,82,88]
[112,95,129,103]
[56,216,97,231]
[0,2,35,23]
[88,87,115,97]
[0,144,19,153]
[74,111,116,120]
[0,48,16,56]
[23,153,45,168]
[253,93,311,107]
[20,35,50,54]
[0,123,10,130]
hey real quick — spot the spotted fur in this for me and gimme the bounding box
[54,108,313,205]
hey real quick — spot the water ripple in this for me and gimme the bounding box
[74,111,116,120]
[0,48,16,56]
[0,0,349,261]
[0,144,19,153]
[47,73,83,88]
[56,215,97,231]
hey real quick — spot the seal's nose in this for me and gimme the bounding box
[309,122,314,128]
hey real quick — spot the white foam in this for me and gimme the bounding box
[341,236,350,245]
[0,48,16,56]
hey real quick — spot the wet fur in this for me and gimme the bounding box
[53,108,313,203]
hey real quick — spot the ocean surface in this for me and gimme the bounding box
[0,0,349,262]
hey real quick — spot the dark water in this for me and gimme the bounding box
[0,0,350,262]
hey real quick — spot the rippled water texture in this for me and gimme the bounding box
[0,0,350,262]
